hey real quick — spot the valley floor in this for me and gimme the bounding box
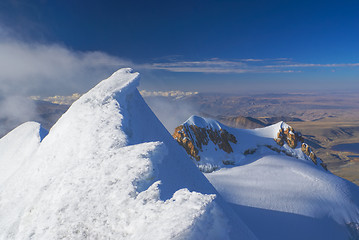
[289,118,359,185]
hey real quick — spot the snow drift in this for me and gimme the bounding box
[0,69,255,239]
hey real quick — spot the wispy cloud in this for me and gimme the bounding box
[0,23,141,97]
[151,58,297,73]
[140,90,198,98]
[0,42,133,96]
[265,63,359,68]
[0,23,136,135]
[150,58,359,74]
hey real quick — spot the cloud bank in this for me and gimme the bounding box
[0,39,133,96]
[0,24,135,136]
[144,96,200,133]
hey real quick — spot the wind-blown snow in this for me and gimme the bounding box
[0,68,255,239]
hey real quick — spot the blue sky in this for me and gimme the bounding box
[0,0,358,95]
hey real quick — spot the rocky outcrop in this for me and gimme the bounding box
[274,125,327,170]
[301,142,311,155]
[173,124,237,161]
[275,130,285,146]
[173,126,201,161]
[275,126,304,149]
[174,119,328,172]
[309,152,317,164]
[301,142,318,165]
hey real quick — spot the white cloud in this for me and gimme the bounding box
[140,90,198,98]
[151,59,251,73]
[265,63,359,68]
[151,58,297,74]
[0,25,134,96]
[0,41,134,95]
[150,58,359,74]
[0,24,136,135]
[0,95,37,136]
[144,97,200,133]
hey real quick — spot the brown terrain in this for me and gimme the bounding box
[186,91,359,185]
[1,90,358,185]
[288,118,359,185]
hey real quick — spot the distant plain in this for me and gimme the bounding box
[1,91,358,185]
[168,91,359,185]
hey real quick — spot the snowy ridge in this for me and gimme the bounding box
[176,115,359,239]
[0,122,47,186]
[184,115,224,130]
[178,116,325,171]
[0,69,255,239]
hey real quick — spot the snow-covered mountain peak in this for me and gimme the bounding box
[174,115,359,239]
[184,115,224,130]
[76,67,139,104]
[0,69,255,239]
[174,116,238,164]
[174,115,326,172]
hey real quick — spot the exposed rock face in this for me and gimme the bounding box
[275,130,285,146]
[309,152,317,165]
[173,118,328,172]
[173,124,237,161]
[275,125,327,170]
[301,142,311,155]
[275,126,304,149]
[173,125,201,161]
[301,142,318,164]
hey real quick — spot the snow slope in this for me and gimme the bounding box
[180,116,359,239]
[0,69,255,240]
[0,122,47,186]
[206,154,359,239]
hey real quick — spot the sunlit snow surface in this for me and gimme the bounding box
[2,68,359,240]
[0,122,47,185]
[183,116,359,239]
[0,69,255,240]
[183,116,321,171]
[205,154,359,239]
